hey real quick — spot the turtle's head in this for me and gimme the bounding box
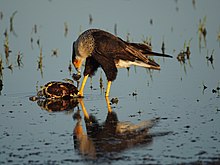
[72,41,83,74]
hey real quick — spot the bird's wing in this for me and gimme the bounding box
[91,30,162,69]
[92,30,137,62]
[118,38,152,52]
[92,30,162,64]
[91,49,118,81]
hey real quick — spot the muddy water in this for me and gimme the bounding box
[0,0,220,164]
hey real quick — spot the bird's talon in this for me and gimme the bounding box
[77,92,84,98]
[77,95,84,98]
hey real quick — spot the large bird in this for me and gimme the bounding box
[72,29,172,97]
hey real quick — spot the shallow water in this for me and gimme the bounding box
[0,0,220,164]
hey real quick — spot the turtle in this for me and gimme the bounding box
[29,80,79,101]
[38,81,78,99]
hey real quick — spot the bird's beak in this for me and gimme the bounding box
[73,58,82,74]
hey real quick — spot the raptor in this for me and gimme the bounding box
[72,29,172,97]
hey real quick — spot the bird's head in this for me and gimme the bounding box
[72,41,83,74]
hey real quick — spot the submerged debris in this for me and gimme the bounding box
[0,79,3,94]
[36,38,40,48]
[37,48,43,77]
[176,39,193,75]
[89,77,93,89]
[89,14,93,25]
[126,67,130,77]
[202,82,207,94]
[217,27,220,46]
[35,81,39,92]
[161,40,165,54]
[10,11,18,37]
[64,22,68,37]
[212,83,220,96]
[177,51,185,63]
[110,97,119,105]
[206,55,213,64]
[0,11,3,20]
[126,32,131,42]
[212,89,217,94]
[51,49,59,57]
[192,0,196,10]
[201,82,220,96]
[185,46,191,59]
[203,83,207,90]
[185,39,192,59]
[114,23,117,36]
[68,60,72,74]
[177,39,192,63]
[0,55,3,78]
[16,51,23,68]
[142,36,152,47]
[150,18,153,25]
[206,49,214,68]
[99,72,104,92]
[30,37,34,49]
[198,16,207,50]
[129,91,138,96]
[7,64,13,72]
[32,24,38,34]
[30,24,41,49]
[38,48,43,68]
[4,29,11,65]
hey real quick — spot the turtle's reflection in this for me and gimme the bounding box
[37,98,78,112]
[73,98,168,160]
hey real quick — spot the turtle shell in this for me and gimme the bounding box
[37,81,78,99]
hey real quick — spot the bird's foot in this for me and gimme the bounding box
[77,91,84,98]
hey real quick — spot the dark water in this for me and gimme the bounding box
[0,0,220,164]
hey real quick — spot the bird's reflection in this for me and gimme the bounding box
[73,98,170,161]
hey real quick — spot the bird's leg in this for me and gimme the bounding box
[105,81,112,97]
[105,96,112,113]
[78,74,89,97]
[78,98,89,120]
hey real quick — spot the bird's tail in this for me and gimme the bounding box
[144,50,173,58]
[128,42,173,58]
